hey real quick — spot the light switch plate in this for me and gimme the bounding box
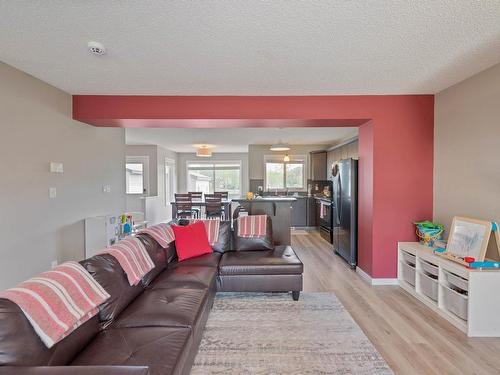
[49,187,57,199]
[102,184,111,193]
[50,162,64,173]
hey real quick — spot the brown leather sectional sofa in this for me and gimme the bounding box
[0,220,303,375]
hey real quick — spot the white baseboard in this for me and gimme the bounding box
[356,267,373,283]
[356,267,398,286]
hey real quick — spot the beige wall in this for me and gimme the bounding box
[434,62,500,232]
[0,63,126,289]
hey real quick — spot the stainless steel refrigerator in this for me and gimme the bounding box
[331,158,358,268]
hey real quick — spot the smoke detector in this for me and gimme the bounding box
[87,41,106,56]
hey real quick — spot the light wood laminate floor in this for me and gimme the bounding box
[291,230,500,375]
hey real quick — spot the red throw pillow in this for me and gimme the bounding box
[172,221,213,261]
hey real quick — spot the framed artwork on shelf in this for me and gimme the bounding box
[437,216,500,266]
[447,217,491,259]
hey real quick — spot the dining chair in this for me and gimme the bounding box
[214,191,229,219]
[204,194,223,219]
[188,192,203,217]
[214,191,229,200]
[189,192,203,200]
[174,193,198,219]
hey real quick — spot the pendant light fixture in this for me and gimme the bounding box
[270,128,290,151]
[283,154,290,162]
[196,145,212,157]
[270,142,290,151]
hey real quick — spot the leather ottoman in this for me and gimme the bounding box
[217,246,303,300]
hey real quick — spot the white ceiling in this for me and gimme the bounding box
[1,1,500,95]
[125,127,358,153]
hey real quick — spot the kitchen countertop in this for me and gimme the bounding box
[232,197,297,202]
[314,196,333,202]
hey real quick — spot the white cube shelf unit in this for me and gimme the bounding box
[398,242,500,337]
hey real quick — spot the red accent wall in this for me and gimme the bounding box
[358,122,374,275]
[73,95,434,278]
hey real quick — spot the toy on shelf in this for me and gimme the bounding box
[434,217,500,267]
[120,214,133,237]
[415,220,444,247]
[467,260,500,270]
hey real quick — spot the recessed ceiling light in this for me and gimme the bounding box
[87,41,106,56]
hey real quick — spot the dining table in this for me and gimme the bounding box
[170,199,232,220]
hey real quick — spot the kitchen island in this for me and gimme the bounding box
[232,197,296,246]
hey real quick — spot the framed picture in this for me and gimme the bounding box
[446,217,492,261]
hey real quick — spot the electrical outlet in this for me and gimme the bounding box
[51,260,58,269]
[49,187,57,199]
[50,162,64,174]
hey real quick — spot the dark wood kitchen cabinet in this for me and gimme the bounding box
[291,197,320,228]
[306,197,317,227]
[315,198,321,226]
[310,151,327,180]
[291,197,307,227]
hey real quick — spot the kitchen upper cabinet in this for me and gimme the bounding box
[310,151,327,180]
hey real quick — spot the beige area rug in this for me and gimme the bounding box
[191,292,393,374]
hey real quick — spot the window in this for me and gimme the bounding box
[286,162,305,189]
[126,156,149,195]
[187,161,241,198]
[265,156,306,191]
[265,162,285,189]
[126,163,144,194]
